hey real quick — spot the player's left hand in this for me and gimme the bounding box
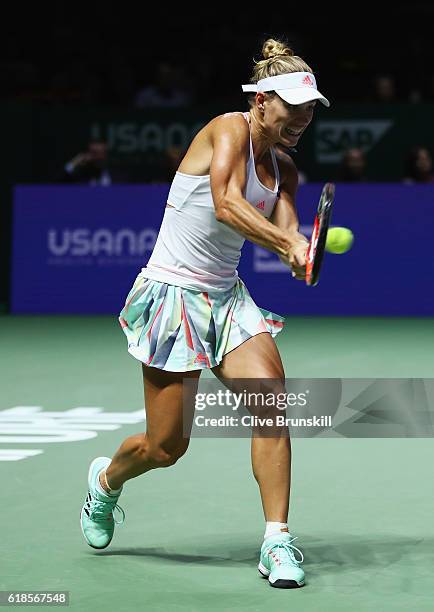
[291,264,306,280]
[283,239,308,280]
[278,256,305,280]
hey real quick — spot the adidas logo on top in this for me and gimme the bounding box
[256,200,265,210]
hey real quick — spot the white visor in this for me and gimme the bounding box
[242,72,330,107]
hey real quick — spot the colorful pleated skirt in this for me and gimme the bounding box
[119,274,285,372]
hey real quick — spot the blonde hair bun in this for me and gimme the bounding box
[262,39,295,61]
[249,37,313,89]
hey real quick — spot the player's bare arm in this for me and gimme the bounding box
[210,114,306,269]
[270,149,309,279]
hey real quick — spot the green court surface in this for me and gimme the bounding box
[2,316,434,611]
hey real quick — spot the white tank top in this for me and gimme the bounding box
[140,112,280,293]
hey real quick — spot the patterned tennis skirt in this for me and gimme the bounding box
[118,274,285,372]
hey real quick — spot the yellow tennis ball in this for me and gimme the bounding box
[325,227,354,254]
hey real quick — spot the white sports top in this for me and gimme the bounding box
[140,112,280,293]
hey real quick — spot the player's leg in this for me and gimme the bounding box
[211,332,305,588]
[80,364,201,549]
[103,365,201,489]
[212,332,290,522]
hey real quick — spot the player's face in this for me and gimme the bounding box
[265,95,316,147]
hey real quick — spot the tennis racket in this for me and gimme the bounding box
[305,182,335,286]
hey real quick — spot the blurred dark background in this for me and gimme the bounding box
[3,5,434,108]
[2,4,434,311]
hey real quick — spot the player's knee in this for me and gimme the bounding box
[146,440,189,468]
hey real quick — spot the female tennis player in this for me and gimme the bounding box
[80,38,330,589]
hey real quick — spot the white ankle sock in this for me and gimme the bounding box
[96,469,122,496]
[264,522,289,539]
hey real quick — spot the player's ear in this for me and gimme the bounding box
[256,93,266,113]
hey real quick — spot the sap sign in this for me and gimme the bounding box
[11,184,434,315]
[315,120,393,163]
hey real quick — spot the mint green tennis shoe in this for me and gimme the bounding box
[80,457,125,550]
[258,533,305,588]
